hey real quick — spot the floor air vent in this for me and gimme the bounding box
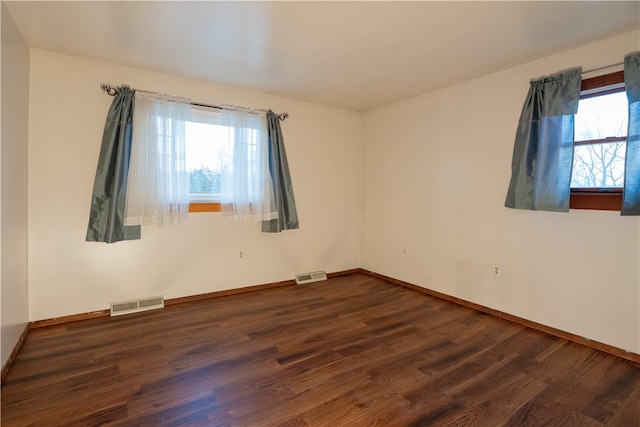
[295,271,327,285]
[110,296,164,317]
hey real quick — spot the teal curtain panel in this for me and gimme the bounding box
[622,53,640,215]
[505,68,582,212]
[262,111,299,232]
[86,87,141,243]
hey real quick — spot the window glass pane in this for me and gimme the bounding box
[575,92,628,141]
[571,141,626,188]
[185,121,232,200]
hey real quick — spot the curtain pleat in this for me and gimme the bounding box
[505,68,582,212]
[621,53,640,215]
[262,111,299,232]
[86,87,141,243]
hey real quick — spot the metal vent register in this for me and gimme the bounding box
[295,271,328,285]
[110,296,164,316]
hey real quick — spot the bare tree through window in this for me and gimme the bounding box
[571,91,628,189]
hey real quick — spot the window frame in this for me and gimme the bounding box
[570,70,626,211]
[186,106,226,213]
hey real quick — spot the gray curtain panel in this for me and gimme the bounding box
[622,52,640,215]
[505,68,582,212]
[262,111,299,232]
[86,87,141,243]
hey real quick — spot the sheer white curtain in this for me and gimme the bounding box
[220,109,277,221]
[125,92,192,226]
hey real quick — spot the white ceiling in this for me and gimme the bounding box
[6,1,640,111]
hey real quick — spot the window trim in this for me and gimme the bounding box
[570,70,626,211]
[189,202,221,213]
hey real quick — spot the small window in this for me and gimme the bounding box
[186,107,233,212]
[186,108,228,201]
[570,71,627,210]
[185,106,266,213]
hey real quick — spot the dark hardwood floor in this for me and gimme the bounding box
[2,273,639,426]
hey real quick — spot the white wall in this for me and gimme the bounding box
[1,2,30,366]
[363,30,640,353]
[28,50,363,321]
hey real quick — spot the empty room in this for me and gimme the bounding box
[2,1,640,425]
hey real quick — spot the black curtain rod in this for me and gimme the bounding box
[100,84,289,121]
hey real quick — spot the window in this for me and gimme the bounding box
[185,106,270,216]
[185,107,230,212]
[570,71,628,210]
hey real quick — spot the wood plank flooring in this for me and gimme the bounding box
[2,273,639,426]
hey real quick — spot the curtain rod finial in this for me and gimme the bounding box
[100,84,118,96]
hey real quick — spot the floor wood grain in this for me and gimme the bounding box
[2,273,639,426]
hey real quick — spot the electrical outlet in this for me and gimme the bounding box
[239,251,244,259]
[493,265,501,277]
